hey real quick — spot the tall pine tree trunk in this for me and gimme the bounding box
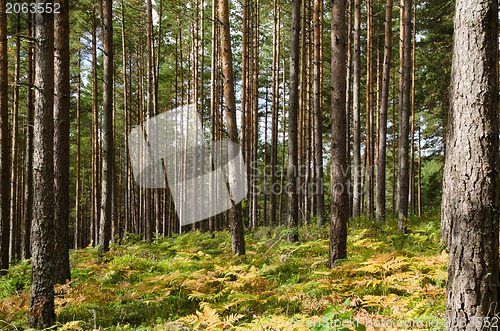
[22,11,34,259]
[396,0,411,233]
[287,0,301,242]
[328,0,348,267]
[351,0,362,218]
[91,6,100,246]
[54,0,71,283]
[98,0,114,256]
[219,0,246,255]
[313,0,325,226]
[9,12,20,263]
[442,0,500,326]
[375,0,392,220]
[75,48,81,249]
[29,1,56,326]
[269,0,280,228]
[0,0,10,273]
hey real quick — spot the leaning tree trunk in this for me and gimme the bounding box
[219,0,246,255]
[29,0,56,327]
[375,0,393,220]
[328,0,348,268]
[53,0,71,284]
[287,0,301,242]
[442,0,500,328]
[396,0,411,233]
[0,0,10,274]
[98,0,114,257]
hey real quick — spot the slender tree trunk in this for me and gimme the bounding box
[269,0,280,228]
[278,47,287,225]
[351,0,362,218]
[396,0,411,233]
[219,0,246,254]
[251,0,260,229]
[391,69,396,213]
[409,0,416,212]
[9,13,20,263]
[345,0,353,219]
[442,0,500,326]
[144,0,154,241]
[209,0,218,234]
[328,0,348,267]
[98,0,114,256]
[53,0,71,283]
[91,6,100,246]
[313,0,325,226]
[75,47,81,249]
[375,0,392,220]
[417,125,421,216]
[0,0,10,273]
[22,11,34,259]
[121,0,130,235]
[287,0,301,242]
[365,0,374,218]
[29,1,56,326]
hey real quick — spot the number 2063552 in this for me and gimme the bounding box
[6,2,61,14]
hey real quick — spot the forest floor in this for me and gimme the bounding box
[0,212,447,330]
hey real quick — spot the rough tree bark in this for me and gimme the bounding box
[29,0,56,326]
[54,0,71,284]
[98,0,114,257]
[396,0,411,233]
[442,0,500,327]
[328,0,348,267]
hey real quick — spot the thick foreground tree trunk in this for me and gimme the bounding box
[328,0,348,267]
[29,1,56,327]
[442,0,500,328]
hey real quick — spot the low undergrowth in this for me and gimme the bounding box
[0,212,447,330]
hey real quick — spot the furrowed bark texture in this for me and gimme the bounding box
[29,1,56,327]
[54,0,71,284]
[442,0,500,327]
[328,0,348,267]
